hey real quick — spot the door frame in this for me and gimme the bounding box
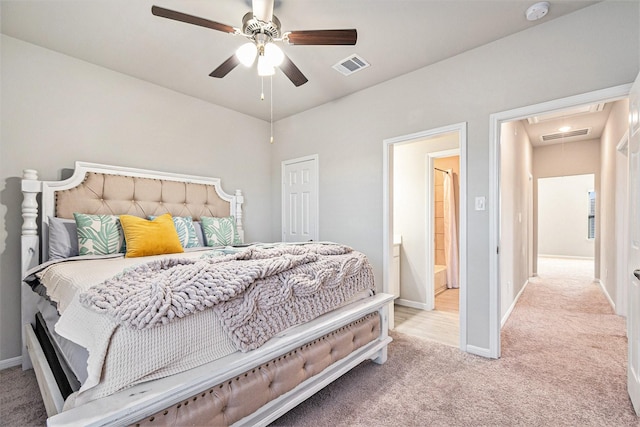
[489,83,632,358]
[616,130,630,317]
[281,154,319,242]
[383,122,468,351]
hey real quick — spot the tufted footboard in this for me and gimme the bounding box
[132,313,381,426]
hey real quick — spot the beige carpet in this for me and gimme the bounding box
[272,257,637,426]
[1,258,637,426]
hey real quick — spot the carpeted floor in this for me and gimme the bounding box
[1,258,637,426]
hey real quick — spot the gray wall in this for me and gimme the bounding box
[0,36,272,360]
[500,120,532,321]
[537,174,595,258]
[271,2,639,353]
[600,99,631,305]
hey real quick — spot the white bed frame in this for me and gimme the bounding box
[21,161,393,426]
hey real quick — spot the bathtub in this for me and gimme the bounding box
[434,264,447,294]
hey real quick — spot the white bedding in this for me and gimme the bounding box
[28,244,375,409]
[31,249,238,408]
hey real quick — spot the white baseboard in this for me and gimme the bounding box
[466,345,493,358]
[538,254,595,260]
[596,279,616,310]
[395,299,430,311]
[0,356,22,370]
[501,279,530,328]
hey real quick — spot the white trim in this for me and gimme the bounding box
[597,279,616,311]
[466,345,493,358]
[538,254,595,260]
[395,299,431,311]
[489,83,632,360]
[383,122,468,351]
[617,130,630,154]
[281,154,319,242]
[615,130,630,317]
[501,279,529,328]
[0,356,22,370]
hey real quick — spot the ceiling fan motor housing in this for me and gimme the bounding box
[242,12,281,39]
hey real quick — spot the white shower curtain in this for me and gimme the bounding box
[443,169,459,288]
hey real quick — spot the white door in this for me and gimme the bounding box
[282,155,318,242]
[628,71,640,415]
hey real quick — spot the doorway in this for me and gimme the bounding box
[489,83,632,358]
[431,151,461,313]
[382,122,467,350]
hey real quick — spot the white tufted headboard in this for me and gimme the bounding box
[20,162,244,369]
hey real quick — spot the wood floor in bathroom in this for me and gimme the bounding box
[393,289,459,347]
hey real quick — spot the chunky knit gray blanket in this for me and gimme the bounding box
[79,243,375,351]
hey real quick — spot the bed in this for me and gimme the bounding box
[20,161,393,426]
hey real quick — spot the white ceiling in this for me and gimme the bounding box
[1,0,600,122]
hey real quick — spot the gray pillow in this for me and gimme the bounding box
[48,217,79,260]
[193,221,205,247]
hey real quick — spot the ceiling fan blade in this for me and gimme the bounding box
[252,0,274,22]
[209,55,241,78]
[279,54,308,87]
[286,29,357,46]
[152,5,235,34]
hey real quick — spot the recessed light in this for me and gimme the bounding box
[558,126,571,132]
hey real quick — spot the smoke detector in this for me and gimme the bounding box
[526,2,550,21]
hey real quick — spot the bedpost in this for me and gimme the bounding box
[22,169,42,369]
[235,190,245,243]
[372,303,390,364]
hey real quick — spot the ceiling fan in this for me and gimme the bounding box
[151,0,357,87]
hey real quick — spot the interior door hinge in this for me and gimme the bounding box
[497,246,500,254]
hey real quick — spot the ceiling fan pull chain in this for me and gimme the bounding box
[270,75,274,144]
[261,76,265,101]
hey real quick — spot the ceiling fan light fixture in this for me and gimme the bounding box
[236,42,258,67]
[264,42,284,67]
[257,55,275,76]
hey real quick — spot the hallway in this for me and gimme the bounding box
[499,256,634,424]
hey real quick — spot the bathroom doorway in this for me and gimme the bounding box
[383,123,467,349]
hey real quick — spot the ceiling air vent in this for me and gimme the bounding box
[332,54,370,76]
[540,128,591,142]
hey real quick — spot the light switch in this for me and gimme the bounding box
[475,196,486,211]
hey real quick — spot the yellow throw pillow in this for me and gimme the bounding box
[119,213,184,258]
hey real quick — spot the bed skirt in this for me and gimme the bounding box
[131,312,381,426]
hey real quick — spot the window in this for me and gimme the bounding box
[587,190,595,239]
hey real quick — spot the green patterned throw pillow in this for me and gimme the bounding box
[73,213,125,255]
[149,215,199,248]
[201,216,241,247]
